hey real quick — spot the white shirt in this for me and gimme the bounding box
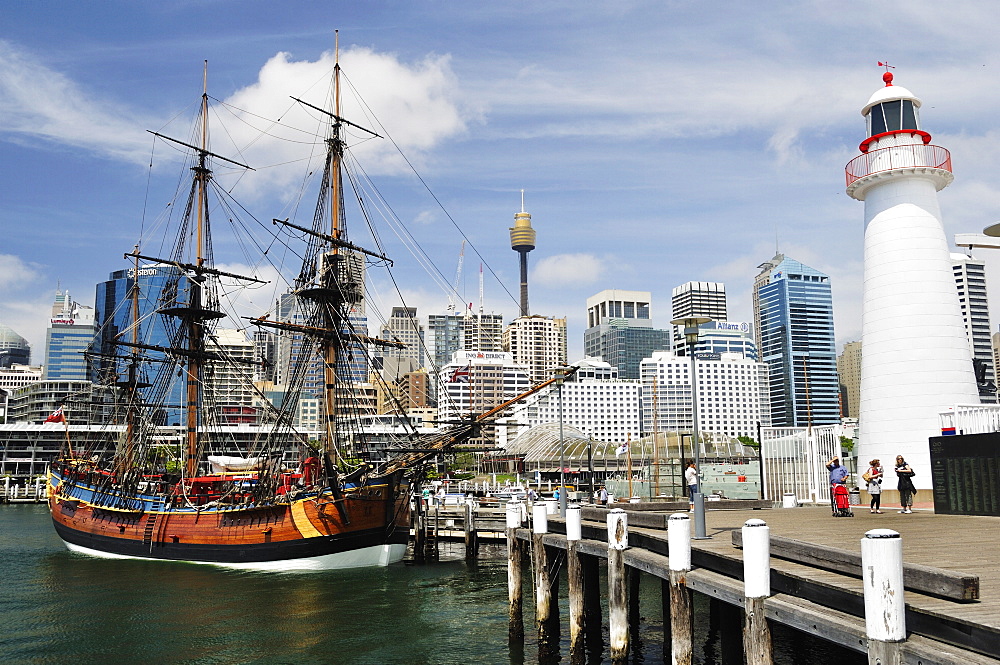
[685,467,698,485]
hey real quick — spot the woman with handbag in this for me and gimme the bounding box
[864,459,884,513]
[895,455,916,513]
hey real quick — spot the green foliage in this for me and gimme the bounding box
[839,435,855,454]
[737,435,760,450]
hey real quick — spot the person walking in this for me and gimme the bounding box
[864,458,884,513]
[894,455,916,513]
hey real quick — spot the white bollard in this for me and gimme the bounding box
[742,518,773,664]
[668,512,694,664]
[507,500,523,529]
[545,498,558,516]
[668,513,692,572]
[861,529,906,642]
[566,503,582,541]
[742,519,771,599]
[532,502,549,534]
[607,507,628,550]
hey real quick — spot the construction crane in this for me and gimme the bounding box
[446,240,466,312]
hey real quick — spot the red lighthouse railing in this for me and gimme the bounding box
[845,144,952,188]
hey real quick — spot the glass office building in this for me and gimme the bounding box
[92,264,187,425]
[753,254,840,427]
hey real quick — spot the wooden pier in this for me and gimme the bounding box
[506,503,1000,664]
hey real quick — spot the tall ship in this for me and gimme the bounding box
[47,42,530,570]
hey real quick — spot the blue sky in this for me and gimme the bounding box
[4,1,1000,363]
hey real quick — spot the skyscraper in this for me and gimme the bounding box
[503,315,567,385]
[0,324,31,368]
[584,289,671,380]
[951,253,996,402]
[837,340,862,419]
[672,281,727,321]
[92,264,186,424]
[671,282,728,353]
[43,289,96,381]
[641,350,770,441]
[753,254,840,427]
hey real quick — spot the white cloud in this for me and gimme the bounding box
[0,254,41,290]
[207,47,469,201]
[532,253,606,287]
[0,40,150,163]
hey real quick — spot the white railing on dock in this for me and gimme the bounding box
[939,404,1000,436]
[760,425,841,504]
[1,477,48,502]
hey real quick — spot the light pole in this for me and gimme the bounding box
[556,366,569,517]
[670,316,712,539]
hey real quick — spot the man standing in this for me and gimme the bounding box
[685,461,699,499]
[827,457,849,486]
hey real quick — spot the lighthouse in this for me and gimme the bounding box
[845,71,979,489]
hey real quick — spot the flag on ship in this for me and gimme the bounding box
[449,364,471,383]
[44,406,65,423]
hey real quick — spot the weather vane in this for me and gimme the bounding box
[878,61,895,72]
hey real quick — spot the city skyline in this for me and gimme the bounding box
[5,3,1000,364]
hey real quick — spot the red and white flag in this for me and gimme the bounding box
[449,364,471,383]
[44,405,65,423]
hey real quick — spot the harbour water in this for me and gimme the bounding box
[2,504,863,664]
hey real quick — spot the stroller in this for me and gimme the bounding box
[831,483,854,517]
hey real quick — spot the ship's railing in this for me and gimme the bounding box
[845,144,952,187]
[939,404,1000,436]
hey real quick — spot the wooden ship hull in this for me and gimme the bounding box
[48,466,410,571]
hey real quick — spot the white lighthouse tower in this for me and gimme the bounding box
[845,71,979,489]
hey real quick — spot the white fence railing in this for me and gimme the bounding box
[760,425,842,505]
[939,404,1000,436]
[1,478,47,502]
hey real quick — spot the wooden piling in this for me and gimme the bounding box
[566,504,585,665]
[667,513,693,665]
[581,552,603,657]
[532,503,559,660]
[628,567,641,649]
[607,508,629,663]
[506,501,524,641]
[464,500,478,560]
[412,497,425,563]
[742,519,773,665]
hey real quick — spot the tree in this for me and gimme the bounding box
[839,435,855,456]
[737,435,760,451]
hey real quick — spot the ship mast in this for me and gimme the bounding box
[135,62,256,480]
[183,61,210,479]
[322,32,344,462]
